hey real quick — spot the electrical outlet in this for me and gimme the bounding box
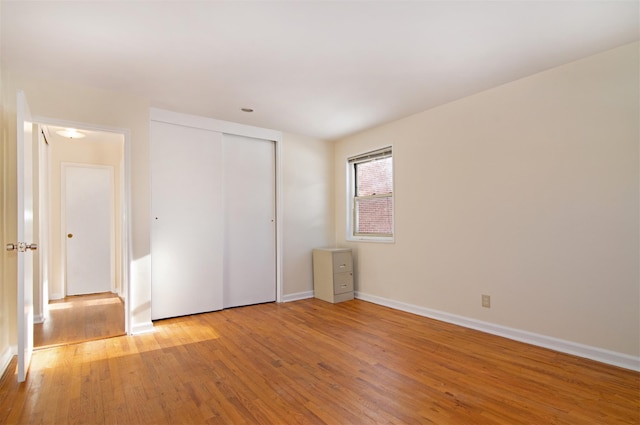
[482,294,491,308]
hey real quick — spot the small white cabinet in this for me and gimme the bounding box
[312,248,354,303]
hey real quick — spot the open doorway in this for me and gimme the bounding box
[33,124,127,348]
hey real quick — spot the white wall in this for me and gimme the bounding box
[0,0,14,372]
[334,43,639,359]
[282,133,335,299]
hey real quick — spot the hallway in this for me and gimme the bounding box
[34,292,125,348]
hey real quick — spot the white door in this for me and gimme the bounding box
[223,134,276,308]
[15,91,35,382]
[150,121,224,320]
[64,165,113,295]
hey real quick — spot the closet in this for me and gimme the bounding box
[150,110,278,320]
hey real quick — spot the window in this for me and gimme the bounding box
[347,147,393,242]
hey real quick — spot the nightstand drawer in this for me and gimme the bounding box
[332,251,353,273]
[333,272,353,295]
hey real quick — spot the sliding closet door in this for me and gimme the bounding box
[223,134,276,308]
[150,121,224,320]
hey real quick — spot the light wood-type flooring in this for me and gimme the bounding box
[34,292,125,348]
[1,299,638,424]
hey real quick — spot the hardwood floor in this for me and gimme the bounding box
[34,292,125,348]
[1,299,638,424]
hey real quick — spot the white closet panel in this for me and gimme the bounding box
[150,117,278,320]
[223,134,276,308]
[151,121,224,320]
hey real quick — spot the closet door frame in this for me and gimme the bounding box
[149,108,283,304]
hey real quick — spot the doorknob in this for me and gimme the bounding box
[5,242,37,252]
[67,233,73,239]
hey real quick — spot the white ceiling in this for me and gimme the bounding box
[2,1,638,141]
[44,125,124,145]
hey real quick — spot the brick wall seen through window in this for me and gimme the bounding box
[354,155,393,235]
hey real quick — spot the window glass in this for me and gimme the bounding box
[355,157,393,197]
[355,196,393,235]
[348,147,393,241]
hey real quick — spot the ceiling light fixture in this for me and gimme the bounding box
[56,128,86,139]
[241,108,254,113]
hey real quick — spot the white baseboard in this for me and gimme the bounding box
[130,322,154,335]
[282,290,314,303]
[0,346,14,379]
[34,314,45,324]
[50,292,64,300]
[355,291,640,372]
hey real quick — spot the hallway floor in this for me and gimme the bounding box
[34,292,125,348]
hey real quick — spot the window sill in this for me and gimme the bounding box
[347,235,395,243]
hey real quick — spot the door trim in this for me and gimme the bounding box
[34,126,50,324]
[31,115,132,335]
[150,108,283,304]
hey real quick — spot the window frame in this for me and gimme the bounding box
[346,146,394,243]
